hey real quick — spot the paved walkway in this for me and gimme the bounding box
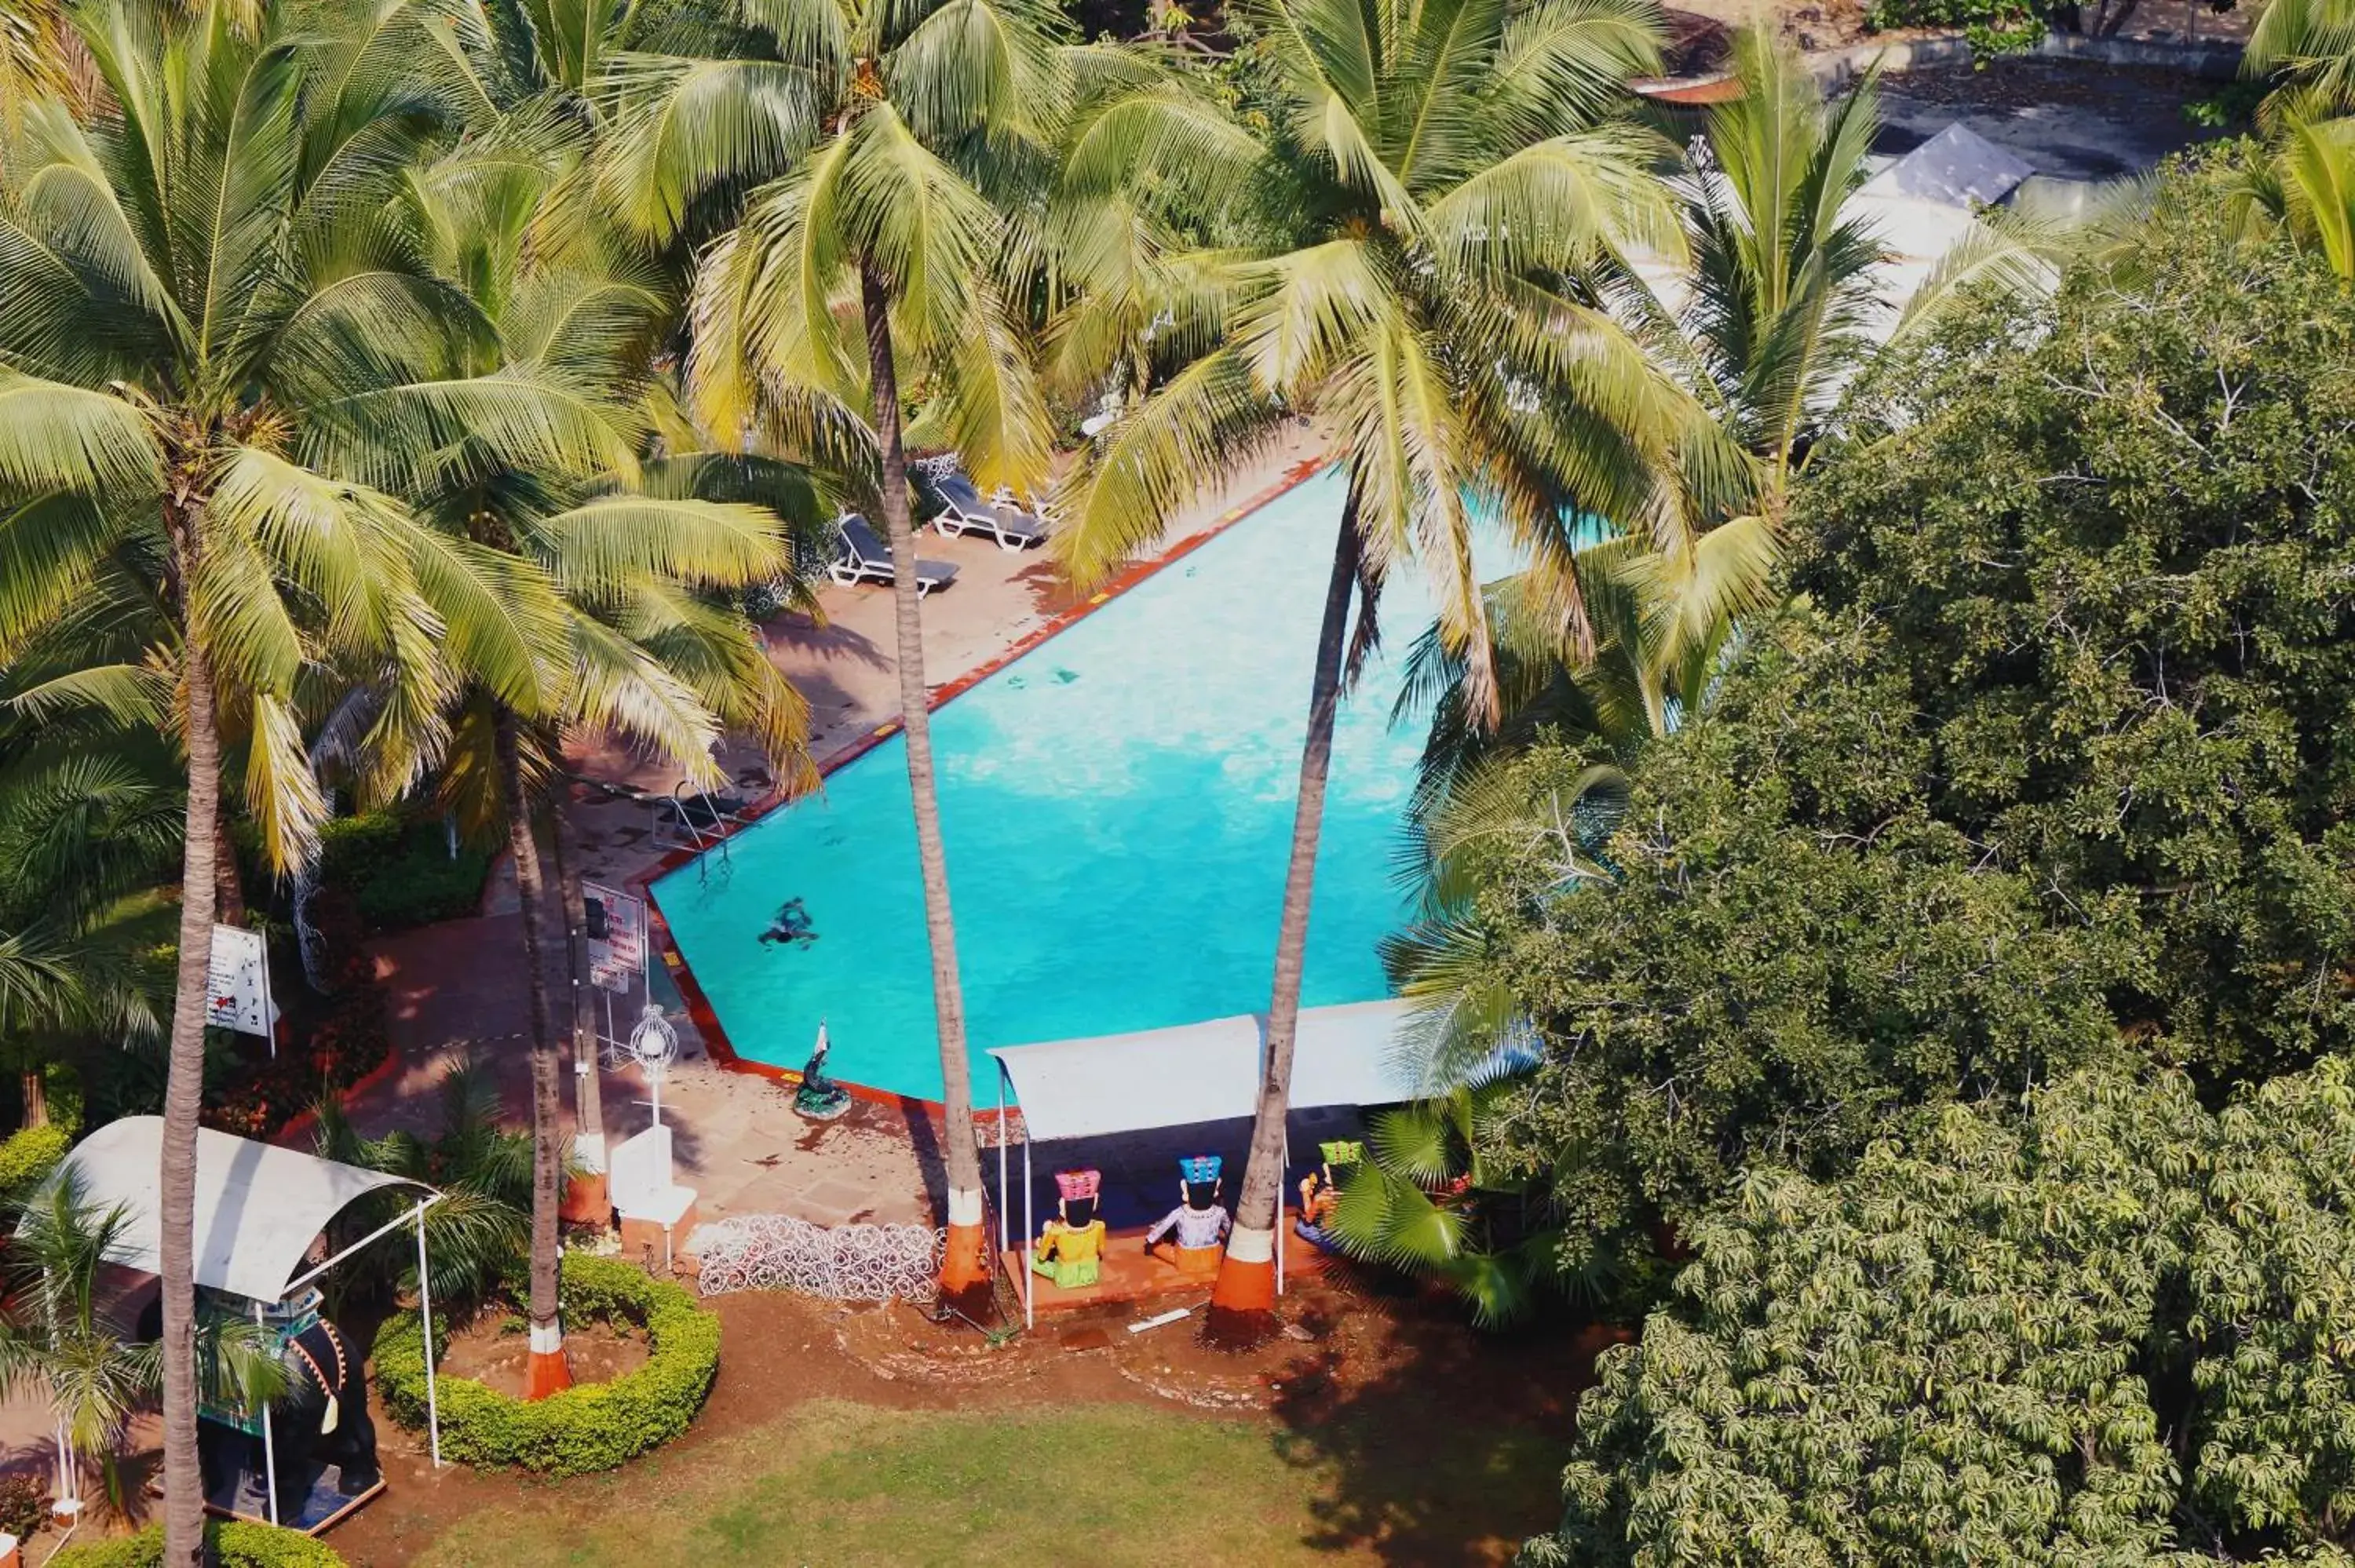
[352,438,1324,1235]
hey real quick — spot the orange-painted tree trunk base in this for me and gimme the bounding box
[524,1347,573,1400]
[939,1220,995,1318]
[560,1171,610,1227]
[1204,1251,1278,1350]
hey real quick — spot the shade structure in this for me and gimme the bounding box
[52,1116,425,1304]
[987,998,1425,1144]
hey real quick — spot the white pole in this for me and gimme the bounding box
[254,1301,280,1526]
[262,936,277,1060]
[995,1064,1009,1258]
[1022,1136,1034,1331]
[53,1420,75,1508]
[414,1202,442,1468]
[1276,1130,1288,1296]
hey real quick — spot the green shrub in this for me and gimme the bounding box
[48,1520,345,1566]
[0,1123,74,1195]
[0,1472,49,1543]
[319,811,491,933]
[376,1252,721,1475]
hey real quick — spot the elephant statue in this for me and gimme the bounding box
[268,1318,379,1511]
[202,1318,381,1521]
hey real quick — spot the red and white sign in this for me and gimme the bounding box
[584,883,645,994]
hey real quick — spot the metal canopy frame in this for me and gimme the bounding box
[995,1060,1289,1332]
[237,1192,450,1527]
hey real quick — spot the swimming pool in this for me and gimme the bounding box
[651,469,1444,1099]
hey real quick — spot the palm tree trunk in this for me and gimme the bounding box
[161,635,221,1568]
[21,1067,47,1130]
[1207,501,1362,1349]
[860,264,990,1314]
[550,799,608,1228]
[213,808,246,928]
[496,713,570,1398]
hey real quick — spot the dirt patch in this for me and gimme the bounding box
[436,1315,649,1398]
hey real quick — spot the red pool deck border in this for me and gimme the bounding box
[637,458,1331,1112]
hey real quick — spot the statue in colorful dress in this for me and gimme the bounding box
[1294,1140,1363,1249]
[1031,1169,1107,1288]
[1145,1155,1231,1278]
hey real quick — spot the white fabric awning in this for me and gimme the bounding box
[52,1116,427,1303]
[988,998,1425,1143]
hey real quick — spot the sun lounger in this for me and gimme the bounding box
[930,471,1050,551]
[830,514,958,596]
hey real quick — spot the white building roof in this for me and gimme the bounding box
[53,1116,426,1303]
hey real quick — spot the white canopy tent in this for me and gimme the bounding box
[51,1117,446,1522]
[985,999,1426,1325]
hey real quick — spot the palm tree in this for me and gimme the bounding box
[313,1056,537,1325]
[1399,22,2049,870]
[392,111,813,1392]
[0,746,181,1121]
[687,0,1076,1311]
[0,1175,282,1516]
[1325,1075,1576,1328]
[0,2,630,1552]
[1053,0,1703,1344]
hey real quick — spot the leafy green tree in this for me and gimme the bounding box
[1054,0,1703,1342]
[1524,1056,2355,1566]
[0,0,623,1552]
[1398,23,2046,821]
[0,746,180,1125]
[1419,175,2355,1268]
[1409,622,2139,1250]
[1327,1074,1583,1329]
[687,0,1083,1309]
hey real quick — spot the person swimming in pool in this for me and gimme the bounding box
[758,898,818,947]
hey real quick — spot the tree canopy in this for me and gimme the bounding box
[1398,166,2355,1250]
[1523,1057,2355,1566]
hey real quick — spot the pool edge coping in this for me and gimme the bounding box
[636,456,1331,1116]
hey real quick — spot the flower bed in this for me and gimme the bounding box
[49,1521,344,1566]
[375,1252,721,1475]
[200,887,392,1140]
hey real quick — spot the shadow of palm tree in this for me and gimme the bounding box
[1261,1285,1630,1566]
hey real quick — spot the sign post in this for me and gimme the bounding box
[205,924,279,1058]
[582,883,646,1056]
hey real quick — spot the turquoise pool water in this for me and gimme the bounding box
[651,469,1441,1099]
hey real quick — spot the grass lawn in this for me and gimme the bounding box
[400,1395,1563,1566]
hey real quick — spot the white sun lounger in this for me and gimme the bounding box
[831,514,959,596]
[931,471,1050,551]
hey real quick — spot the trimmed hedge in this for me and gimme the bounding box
[376,1252,721,1475]
[0,1122,72,1194]
[49,1520,345,1566]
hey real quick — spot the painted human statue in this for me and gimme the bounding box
[1145,1155,1231,1278]
[1031,1169,1107,1289]
[1294,1139,1363,1249]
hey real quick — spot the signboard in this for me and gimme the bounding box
[584,883,645,994]
[205,923,279,1039]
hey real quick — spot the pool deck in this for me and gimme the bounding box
[342,437,1330,1237]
